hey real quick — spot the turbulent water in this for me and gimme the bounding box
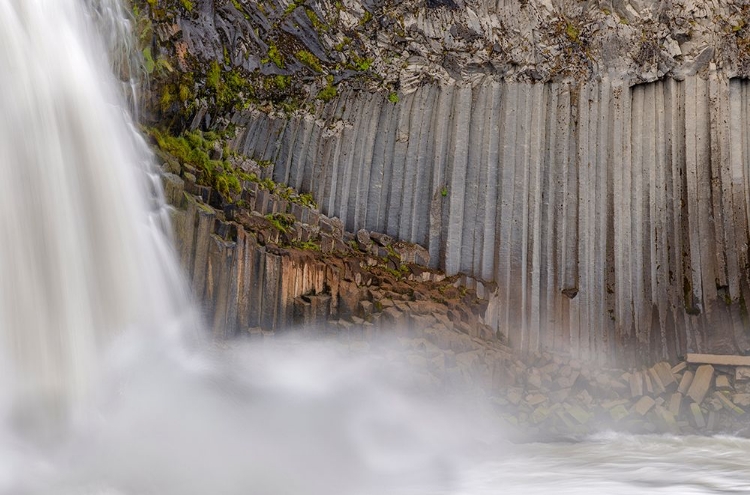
[2,0,750,494]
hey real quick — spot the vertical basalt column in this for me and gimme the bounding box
[227,74,750,363]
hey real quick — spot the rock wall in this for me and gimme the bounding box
[165,173,499,342]
[230,73,750,365]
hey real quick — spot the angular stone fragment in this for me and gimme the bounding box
[655,406,680,434]
[714,391,745,416]
[736,367,750,381]
[707,411,717,431]
[668,392,682,417]
[690,403,706,428]
[601,399,630,410]
[549,388,571,403]
[686,365,714,404]
[610,405,630,422]
[715,374,731,390]
[563,402,590,424]
[525,393,547,407]
[678,370,694,395]
[648,367,667,395]
[671,362,687,374]
[654,362,678,391]
[369,232,393,247]
[687,354,750,366]
[506,387,523,405]
[633,396,656,416]
[532,406,552,424]
[733,393,750,407]
[630,372,643,398]
[355,229,372,251]
[644,373,654,394]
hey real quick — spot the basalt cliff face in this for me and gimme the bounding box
[138,0,750,365]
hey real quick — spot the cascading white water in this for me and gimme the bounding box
[0,0,191,419]
[4,2,750,494]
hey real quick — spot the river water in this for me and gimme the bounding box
[2,1,750,494]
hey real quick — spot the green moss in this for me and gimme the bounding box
[142,47,156,74]
[292,240,321,251]
[273,75,290,90]
[283,0,305,15]
[305,7,328,32]
[266,43,285,68]
[316,82,337,102]
[266,213,296,233]
[207,61,221,92]
[351,55,373,71]
[180,0,193,11]
[565,22,579,42]
[388,92,399,104]
[360,10,372,25]
[440,186,448,197]
[296,50,322,72]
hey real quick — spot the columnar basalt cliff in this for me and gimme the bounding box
[138,0,750,364]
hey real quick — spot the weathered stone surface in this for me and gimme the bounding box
[610,405,630,422]
[687,354,750,367]
[686,365,714,404]
[654,362,678,392]
[629,372,643,398]
[633,396,656,416]
[563,403,590,425]
[648,367,667,395]
[659,407,680,433]
[671,362,687,375]
[690,403,706,428]
[736,367,750,381]
[668,393,682,418]
[714,392,745,417]
[715,375,732,391]
[678,370,695,395]
[733,394,750,407]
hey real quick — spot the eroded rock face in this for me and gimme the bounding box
[142,0,750,97]
[140,0,750,364]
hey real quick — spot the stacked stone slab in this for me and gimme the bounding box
[163,166,499,342]
[233,74,750,365]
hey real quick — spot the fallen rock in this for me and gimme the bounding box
[714,391,745,417]
[630,372,644,398]
[668,392,682,417]
[648,367,667,395]
[678,370,694,395]
[610,405,630,422]
[732,393,750,407]
[686,365,714,404]
[690,403,706,428]
[654,362,678,391]
[563,402,591,425]
[671,362,687,374]
[715,374,732,391]
[687,354,750,366]
[736,367,750,381]
[633,396,656,416]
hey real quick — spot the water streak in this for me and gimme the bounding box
[0,0,191,421]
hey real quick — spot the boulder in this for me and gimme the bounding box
[715,374,732,391]
[629,372,644,398]
[686,365,714,404]
[690,403,706,428]
[736,367,750,381]
[678,370,694,394]
[633,396,656,416]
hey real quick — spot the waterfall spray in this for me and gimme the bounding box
[0,0,191,420]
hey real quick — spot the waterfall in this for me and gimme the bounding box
[0,0,191,420]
